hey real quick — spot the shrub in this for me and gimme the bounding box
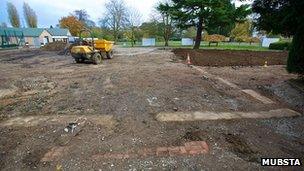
[287,27,304,75]
[247,37,260,44]
[204,34,226,42]
[204,34,225,46]
[234,36,247,43]
[269,41,291,50]
[234,36,260,44]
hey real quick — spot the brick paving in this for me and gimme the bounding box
[41,146,68,162]
[92,141,209,160]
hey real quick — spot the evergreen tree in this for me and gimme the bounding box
[7,2,20,27]
[253,0,304,75]
[158,0,250,49]
[23,2,38,28]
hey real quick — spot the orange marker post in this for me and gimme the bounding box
[187,53,192,65]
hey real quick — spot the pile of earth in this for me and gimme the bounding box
[41,41,68,52]
[173,49,288,67]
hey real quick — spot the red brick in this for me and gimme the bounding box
[156,147,169,156]
[119,154,128,159]
[199,141,209,153]
[184,141,201,147]
[184,141,209,154]
[101,153,113,158]
[92,154,99,160]
[41,146,66,162]
[99,153,131,159]
[188,150,203,155]
[113,154,125,159]
[179,146,187,155]
[168,147,180,156]
[91,141,209,160]
[185,145,202,152]
[126,150,137,158]
[138,148,155,157]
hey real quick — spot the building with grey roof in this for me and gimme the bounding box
[0,27,72,48]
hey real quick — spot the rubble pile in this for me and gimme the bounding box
[41,41,68,52]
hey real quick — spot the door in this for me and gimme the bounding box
[43,36,49,45]
[33,37,40,48]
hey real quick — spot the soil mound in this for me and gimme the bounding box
[173,49,288,67]
[41,41,68,52]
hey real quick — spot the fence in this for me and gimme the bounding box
[0,29,24,49]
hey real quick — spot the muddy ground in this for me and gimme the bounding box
[0,48,303,170]
[173,49,288,66]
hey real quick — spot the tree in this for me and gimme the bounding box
[59,16,84,36]
[160,0,250,49]
[157,1,174,46]
[247,37,260,44]
[23,2,38,28]
[252,0,304,75]
[7,2,20,27]
[125,8,142,47]
[207,1,250,36]
[90,28,103,39]
[100,28,115,40]
[85,20,96,28]
[183,27,196,39]
[72,9,96,28]
[230,21,252,40]
[230,20,260,45]
[100,0,128,42]
[124,30,135,46]
[234,36,247,45]
[80,27,104,38]
[73,10,89,23]
[204,34,226,46]
[140,21,163,40]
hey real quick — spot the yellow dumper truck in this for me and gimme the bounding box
[71,29,114,64]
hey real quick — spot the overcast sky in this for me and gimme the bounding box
[0,0,248,28]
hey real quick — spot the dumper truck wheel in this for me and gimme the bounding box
[75,58,82,63]
[106,51,113,59]
[92,53,102,64]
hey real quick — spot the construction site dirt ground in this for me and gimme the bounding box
[0,47,303,170]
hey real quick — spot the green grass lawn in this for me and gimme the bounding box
[116,41,270,51]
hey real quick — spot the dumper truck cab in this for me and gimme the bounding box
[71,29,114,64]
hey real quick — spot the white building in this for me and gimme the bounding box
[46,28,72,43]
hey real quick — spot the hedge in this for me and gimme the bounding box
[269,41,291,50]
